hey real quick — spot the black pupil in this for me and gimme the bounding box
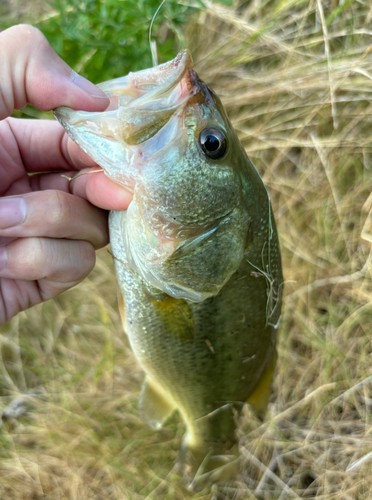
[199,128,227,159]
[205,135,220,152]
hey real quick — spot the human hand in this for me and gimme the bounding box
[0,24,133,325]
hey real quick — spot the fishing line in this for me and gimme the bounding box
[149,0,167,67]
[247,158,278,326]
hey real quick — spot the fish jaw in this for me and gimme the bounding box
[54,50,197,191]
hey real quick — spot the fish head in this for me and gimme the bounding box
[55,50,266,302]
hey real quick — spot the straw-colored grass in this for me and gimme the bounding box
[1,0,372,498]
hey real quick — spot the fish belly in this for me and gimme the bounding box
[109,209,282,479]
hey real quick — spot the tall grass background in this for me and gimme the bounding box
[1,0,372,498]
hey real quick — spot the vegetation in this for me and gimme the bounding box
[2,0,197,82]
[1,0,372,498]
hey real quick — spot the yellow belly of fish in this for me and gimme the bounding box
[117,287,276,487]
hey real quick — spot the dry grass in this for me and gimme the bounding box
[2,0,372,498]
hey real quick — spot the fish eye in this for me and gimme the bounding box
[199,128,227,160]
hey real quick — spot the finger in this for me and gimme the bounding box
[31,170,133,211]
[0,190,109,249]
[70,170,133,210]
[0,24,109,119]
[0,238,96,324]
[66,136,98,169]
[0,237,17,246]
[1,119,91,174]
[0,237,95,285]
[1,119,133,209]
[5,168,132,212]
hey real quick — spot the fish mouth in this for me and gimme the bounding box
[54,50,199,189]
[99,49,199,146]
[100,50,196,106]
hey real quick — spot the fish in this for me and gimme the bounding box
[54,50,283,488]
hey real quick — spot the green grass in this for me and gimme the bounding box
[1,0,195,79]
[2,0,372,498]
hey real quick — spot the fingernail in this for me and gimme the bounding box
[0,247,7,271]
[71,71,109,100]
[0,198,27,229]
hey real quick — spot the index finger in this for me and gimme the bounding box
[27,169,133,211]
[4,118,94,173]
[3,118,133,210]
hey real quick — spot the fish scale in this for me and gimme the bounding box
[54,49,283,487]
[109,197,280,442]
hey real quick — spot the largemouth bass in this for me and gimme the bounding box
[55,50,283,487]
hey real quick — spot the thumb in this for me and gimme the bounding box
[0,24,109,120]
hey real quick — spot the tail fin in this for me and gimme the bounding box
[179,435,240,491]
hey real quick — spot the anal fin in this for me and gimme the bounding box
[139,378,176,430]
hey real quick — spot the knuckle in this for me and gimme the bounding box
[80,241,96,273]
[70,241,96,280]
[5,24,46,45]
[91,212,109,250]
[14,237,44,275]
[27,238,44,268]
[6,237,96,283]
[43,190,72,228]
[0,118,14,144]
[22,25,46,44]
[1,25,54,113]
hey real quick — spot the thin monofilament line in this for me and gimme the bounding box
[250,159,274,271]
[247,159,277,325]
[149,0,167,67]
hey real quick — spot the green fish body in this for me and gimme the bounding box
[55,50,283,486]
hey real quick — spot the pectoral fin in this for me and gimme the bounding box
[151,296,195,342]
[246,352,277,420]
[139,379,176,430]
